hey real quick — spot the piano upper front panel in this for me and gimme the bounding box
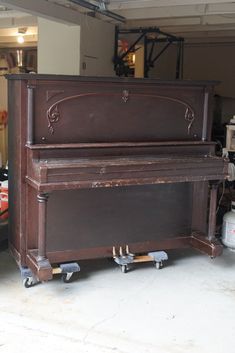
[33,80,207,144]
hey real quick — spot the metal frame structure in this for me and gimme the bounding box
[114,27,184,78]
[69,0,125,23]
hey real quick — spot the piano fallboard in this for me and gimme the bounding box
[27,154,227,191]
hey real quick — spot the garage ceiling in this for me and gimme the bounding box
[110,0,235,37]
[0,0,235,39]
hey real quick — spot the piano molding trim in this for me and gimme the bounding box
[46,92,195,136]
[46,90,65,102]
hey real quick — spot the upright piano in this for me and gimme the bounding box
[7,74,228,284]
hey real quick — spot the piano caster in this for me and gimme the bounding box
[113,246,134,273]
[56,262,80,284]
[61,272,74,283]
[120,264,128,273]
[23,276,39,288]
[149,251,168,269]
[20,262,80,287]
[155,261,163,270]
[20,266,40,288]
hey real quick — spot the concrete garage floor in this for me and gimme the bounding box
[0,248,235,353]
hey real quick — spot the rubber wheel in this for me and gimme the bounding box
[155,262,162,270]
[23,277,34,288]
[61,273,73,283]
[120,265,127,273]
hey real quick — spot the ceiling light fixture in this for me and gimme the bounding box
[17,36,24,44]
[17,27,27,44]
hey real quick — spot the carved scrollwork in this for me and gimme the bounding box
[136,94,195,135]
[122,90,129,103]
[47,104,60,135]
[184,107,195,135]
[46,93,98,135]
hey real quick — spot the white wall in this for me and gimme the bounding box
[79,16,115,77]
[38,16,115,77]
[37,18,80,75]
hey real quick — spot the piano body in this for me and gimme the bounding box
[7,74,228,283]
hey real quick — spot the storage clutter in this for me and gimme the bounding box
[0,167,8,220]
[0,110,8,167]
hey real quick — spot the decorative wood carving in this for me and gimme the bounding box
[46,90,64,102]
[122,90,129,103]
[47,92,195,135]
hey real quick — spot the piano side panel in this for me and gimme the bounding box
[8,80,28,264]
[44,184,193,255]
[33,81,207,144]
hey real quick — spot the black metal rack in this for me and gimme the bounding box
[114,27,184,78]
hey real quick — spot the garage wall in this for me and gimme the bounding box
[149,41,235,99]
[79,16,115,77]
[184,42,235,99]
[37,18,80,75]
[148,43,177,81]
[38,16,115,77]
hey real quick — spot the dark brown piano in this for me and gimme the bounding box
[7,74,228,285]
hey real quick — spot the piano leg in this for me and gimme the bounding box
[190,182,223,258]
[208,182,219,242]
[37,193,49,261]
[28,193,53,282]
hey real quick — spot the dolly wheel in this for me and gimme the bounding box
[23,277,35,288]
[155,262,163,270]
[61,272,73,283]
[120,265,128,273]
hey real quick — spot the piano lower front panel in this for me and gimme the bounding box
[27,183,196,259]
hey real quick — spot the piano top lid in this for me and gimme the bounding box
[5,73,220,87]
